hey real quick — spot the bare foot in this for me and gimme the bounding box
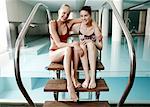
[88,80,96,89]
[67,86,78,102]
[72,79,81,88]
[82,79,89,88]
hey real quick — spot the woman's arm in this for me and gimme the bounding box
[93,21,103,49]
[70,23,81,34]
[67,18,81,29]
[49,20,75,48]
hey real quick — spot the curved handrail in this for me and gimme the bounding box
[101,0,136,106]
[14,1,136,107]
[124,0,150,10]
[14,3,50,107]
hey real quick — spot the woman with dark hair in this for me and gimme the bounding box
[49,4,82,102]
[73,6,103,89]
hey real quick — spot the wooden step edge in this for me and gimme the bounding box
[43,101,110,107]
[44,79,109,92]
[45,61,104,71]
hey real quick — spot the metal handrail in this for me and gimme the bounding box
[100,0,136,106]
[14,3,51,107]
[14,1,136,107]
[124,0,150,10]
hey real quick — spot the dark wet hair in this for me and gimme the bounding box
[80,6,91,16]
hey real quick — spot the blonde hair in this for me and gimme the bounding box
[58,4,71,13]
[60,4,70,9]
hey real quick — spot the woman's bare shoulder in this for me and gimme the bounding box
[92,21,98,27]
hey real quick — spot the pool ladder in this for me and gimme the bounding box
[14,0,136,107]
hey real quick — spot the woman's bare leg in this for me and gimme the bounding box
[80,44,90,88]
[71,60,81,88]
[49,47,78,101]
[71,46,81,88]
[49,48,66,63]
[63,47,78,101]
[86,42,97,89]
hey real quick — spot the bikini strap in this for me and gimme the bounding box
[64,22,70,34]
[79,25,95,36]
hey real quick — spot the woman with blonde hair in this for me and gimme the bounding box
[49,4,82,101]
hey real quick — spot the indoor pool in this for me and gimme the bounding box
[0,36,150,104]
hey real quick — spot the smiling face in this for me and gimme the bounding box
[80,10,92,25]
[58,5,70,22]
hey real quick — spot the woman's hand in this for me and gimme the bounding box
[80,40,87,46]
[81,40,94,45]
[96,35,103,49]
[97,35,103,42]
[71,41,80,47]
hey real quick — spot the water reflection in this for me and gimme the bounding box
[143,36,150,62]
[136,36,144,58]
[0,51,14,77]
[0,36,150,77]
[110,41,121,71]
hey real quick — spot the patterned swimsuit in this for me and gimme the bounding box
[79,30,96,42]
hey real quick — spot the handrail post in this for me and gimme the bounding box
[100,0,136,106]
[14,3,51,107]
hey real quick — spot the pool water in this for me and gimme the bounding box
[0,36,150,104]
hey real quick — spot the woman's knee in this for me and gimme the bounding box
[65,47,72,55]
[87,42,96,49]
[73,44,83,56]
[80,44,86,50]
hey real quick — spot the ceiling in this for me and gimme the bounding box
[21,0,150,11]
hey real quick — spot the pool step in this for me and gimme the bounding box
[44,79,109,92]
[43,101,110,107]
[45,60,104,70]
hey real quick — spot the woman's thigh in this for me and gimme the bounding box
[49,48,66,63]
[80,44,87,52]
[86,42,97,56]
[86,41,96,49]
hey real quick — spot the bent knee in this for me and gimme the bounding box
[80,44,86,48]
[87,42,96,49]
[65,47,72,54]
[49,52,63,62]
